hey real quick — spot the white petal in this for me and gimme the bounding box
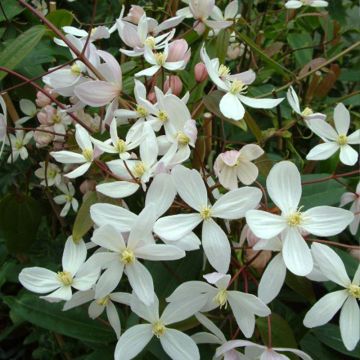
[195,312,226,343]
[106,301,121,338]
[166,281,214,302]
[246,210,287,239]
[238,95,284,109]
[303,290,348,327]
[88,301,105,319]
[220,93,245,121]
[65,162,91,179]
[62,238,86,275]
[63,289,94,311]
[202,219,231,274]
[125,260,154,305]
[135,65,160,77]
[41,286,72,301]
[19,267,59,293]
[50,150,86,164]
[286,86,301,114]
[339,296,360,351]
[130,293,159,323]
[347,129,360,145]
[161,328,200,360]
[228,291,271,317]
[135,244,185,261]
[91,224,125,252]
[302,206,354,237]
[95,261,124,298]
[273,348,312,360]
[306,119,338,141]
[334,103,350,135]
[96,181,139,198]
[236,161,259,185]
[339,145,358,166]
[258,253,287,304]
[172,165,208,211]
[310,243,351,287]
[212,186,262,219]
[266,161,301,214]
[282,228,313,276]
[154,213,202,241]
[75,124,92,150]
[114,324,153,360]
[306,142,339,161]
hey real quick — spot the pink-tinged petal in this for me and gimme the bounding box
[229,70,256,85]
[306,142,339,161]
[246,210,287,239]
[65,162,91,179]
[238,95,284,109]
[74,80,120,107]
[339,145,358,166]
[97,50,122,87]
[302,206,354,237]
[282,227,313,276]
[339,296,360,351]
[267,161,302,214]
[220,93,245,121]
[334,103,350,135]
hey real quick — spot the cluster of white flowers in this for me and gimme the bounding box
[0,0,358,359]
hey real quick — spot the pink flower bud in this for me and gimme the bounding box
[245,248,272,272]
[227,43,242,60]
[164,75,183,96]
[37,105,56,125]
[80,179,96,194]
[34,125,54,148]
[194,62,208,82]
[147,91,156,104]
[125,5,145,24]
[35,86,57,107]
[167,39,191,64]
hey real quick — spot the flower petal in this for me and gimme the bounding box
[306,119,338,141]
[65,162,91,179]
[334,103,350,135]
[91,224,125,252]
[95,261,124,298]
[96,181,140,199]
[238,95,284,109]
[62,238,87,275]
[339,145,358,166]
[19,267,59,293]
[106,301,121,338]
[219,93,245,121]
[50,150,86,164]
[339,296,360,351]
[306,142,339,161]
[135,244,185,261]
[246,210,287,239]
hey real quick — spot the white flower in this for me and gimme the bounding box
[87,204,185,304]
[135,44,185,77]
[0,95,7,158]
[63,289,132,338]
[35,162,62,187]
[54,182,79,217]
[340,182,360,235]
[201,47,284,120]
[216,339,312,360]
[246,161,354,276]
[51,124,95,179]
[167,272,271,338]
[287,86,326,122]
[306,103,360,166]
[115,293,201,360]
[19,237,100,302]
[303,243,360,351]
[154,165,262,273]
[285,0,328,9]
[7,130,33,163]
[214,144,264,190]
[17,99,37,126]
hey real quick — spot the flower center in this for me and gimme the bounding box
[157,110,168,122]
[96,296,110,306]
[348,284,360,299]
[200,206,212,220]
[15,140,23,150]
[213,289,228,309]
[229,80,247,95]
[115,139,127,153]
[144,36,156,49]
[287,211,303,227]
[337,134,348,146]
[154,52,166,66]
[120,249,135,265]
[136,105,149,118]
[133,161,146,178]
[82,148,93,162]
[301,107,313,117]
[48,168,57,179]
[65,194,73,202]
[177,132,190,146]
[52,113,61,124]
[57,271,73,286]
[71,63,82,76]
[152,320,166,337]
[218,64,230,78]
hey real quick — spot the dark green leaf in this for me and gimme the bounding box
[46,9,74,29]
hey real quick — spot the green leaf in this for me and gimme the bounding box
[300,332,339,360]
[285,272,316,304]
[0,194,42,253]
[0,0,24,22]
[72,191,98,242]
[216,29,230,64]
[0,25,46,80]
[287,33,314,68]
[3,293,115,345]
[46,9,74,29]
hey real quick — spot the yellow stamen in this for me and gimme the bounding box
[229,80,247,95]
[57,271,73,286]
[337,134,348,146]
[287,211,303,227]
[218,64,230,78]
[144,36,156,49]
[96,296,110,306]
[120,249,135,265]
[301,107,313,117]
[154,52,166,66]
[200,206,212,220]
[133,162,146,178]
[152,321,166,337]
[115,139,127,154]
[82,148,93,162]
[213,289,228,309]
[348,284,360,299]
[137,105,149,118]
[71,63,82,76]
[158,110,168,122]
[177,132,190,146]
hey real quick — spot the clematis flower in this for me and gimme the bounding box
[246,161,354,276]
[7,130,33,163]
[0,95,7,158]
[340,182,360,235]
[35,162,62,187]
[87,204,185,304]
[303,243,360,351]
[167,272,271,338]
[214,144,264,190]
[19,237,100,302]
[154,165,262,273]
[63,289,132,338]
[306,103,360,166]
[115,293,201,360]
[135,44,186,77]
[287,86,326,122]
[17,99,37,126]
[201,47,284,120]
[54,182,79,217]
[216,339,312,360]
[285,0,328,9]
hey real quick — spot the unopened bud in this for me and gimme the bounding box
[194,62,208,83]
[164,75,183,96]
